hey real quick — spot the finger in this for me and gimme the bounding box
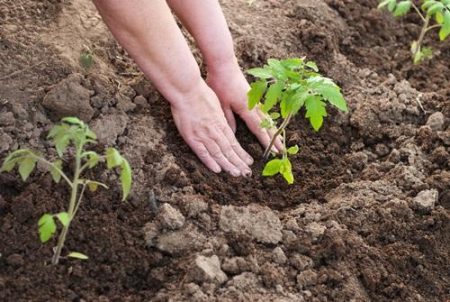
[204,138,242,177]
[223,108,237,133]
[188,140,221,173]
[239,109,278,152]
[221,124,254,166]
[266,127,284,152]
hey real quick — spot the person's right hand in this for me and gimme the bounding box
[170,79,254,177]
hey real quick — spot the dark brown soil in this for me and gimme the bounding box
[0,0,449,301]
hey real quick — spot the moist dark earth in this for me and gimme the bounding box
[0,0,449,301]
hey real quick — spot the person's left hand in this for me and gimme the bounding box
[207,61,283,153]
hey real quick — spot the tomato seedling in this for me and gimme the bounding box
[378,0,450,63]
[247,58,348,184]
[0,117,132,264]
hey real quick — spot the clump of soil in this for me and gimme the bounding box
[0,0,449,301]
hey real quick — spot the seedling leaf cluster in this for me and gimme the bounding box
[378,0,450,63]
[1,117,132,264]
[247,58,348,184]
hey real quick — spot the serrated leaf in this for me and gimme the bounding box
[280,58,303,69]
[120,159,132,201]
[262,159,282,176]
[305,96,327,131]
[393,1,412,16]
[290,90,309,115]
[55,212,70,227]
[314,83,348,112]
[54,134,70,158]
[38,214,56,243]
[18,156,37,181]
[287,145,299,155]
[83,151,99,169]
[247,68,273,79]
[105,148,123,169]
[247,80,267,110]
[50,159,63,183]
[68,252,89,260]
[439,10,450,40]
[305,61,319,72]
[262,82,283,113]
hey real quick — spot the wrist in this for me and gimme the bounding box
[206,54,241,76]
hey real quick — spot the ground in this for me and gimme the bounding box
[0,0,449,301]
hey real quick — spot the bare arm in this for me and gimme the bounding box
[93,0,253,176]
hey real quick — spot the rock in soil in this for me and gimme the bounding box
[189,255,228,285]
[43,73,94,121]
[412,189,438,213]
[219,205,283,244]
[426,112,445,131]
[157,203,185,230]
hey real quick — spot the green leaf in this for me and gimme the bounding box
[387,0,397,12]
[50,159,63,183]
[260,119,273,129]
[280,158,294,184]
[305,96,328,131]
[247,80,267,110]
[1,150,29,173]
[83,151,100,169]
[247,68,273,79]
[290,90,309,115]
[120,159,132,201]
[393,1,412,16]
[85,180,108,192]
[262,82,283,113]
[280,58,303,69]
[67,252,89,260]
[38,214,56,243]
[287,145,299,155]
[426,2,444,15]
[55,212,70,227]
[439,10,450,40]
[270,112,280,119]
[62,117,84,127]
[314,83,348,112]
[106,148,123,169]
[305,61,319,72]
[435,11,444,24]
[262,159,282,176]
[378,0,393,9]
[18,156,37,181]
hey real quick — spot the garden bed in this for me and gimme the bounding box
[0,0,449,301]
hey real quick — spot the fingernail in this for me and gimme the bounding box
[243,169,252,177]
[246,156,254,165]
[231,169,241,177]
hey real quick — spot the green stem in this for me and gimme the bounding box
[412,15,430,61]
[31,155,72,187]
[263,113,292,160]
[411,2,426,23]
[51,145,82,265]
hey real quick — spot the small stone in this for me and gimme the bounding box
[133,95,149,110]
[90,113,128,145]
[6,253,24,267]
[426,112,445,131]
[290,254,313,271]
[190,255,228,285]
[413,189,438,213]
[305,222,326,240]
[272,247,287,264]
[0,112,15,126]
[157,203,185,230]
[297,269,318,289]
[182,194,208,217]
[219,205,283,244]
[156,227,206,255]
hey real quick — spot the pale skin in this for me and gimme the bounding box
[93,0,282,177]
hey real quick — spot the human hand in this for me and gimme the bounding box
[170,79,254,177]
[207,61,283,152]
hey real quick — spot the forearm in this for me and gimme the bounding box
[166,0,238,73]
[93,0,203,107]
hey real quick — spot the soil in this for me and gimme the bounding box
[0,0,449,301]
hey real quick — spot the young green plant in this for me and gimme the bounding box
[0,117,132,265]
[247,58,348,184]
[378,0,450,63]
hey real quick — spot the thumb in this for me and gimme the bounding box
[223,107,237,133]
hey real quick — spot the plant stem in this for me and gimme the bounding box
[51,146,82,265]
[411,2,426,23]
[263,113,292,160]
[412,15,430,60]
[31,155,72,187]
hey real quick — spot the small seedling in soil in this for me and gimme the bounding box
[0,117,132,264]
[79,50,94,70]
[247,58,348,184]
[378,0,450,63]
